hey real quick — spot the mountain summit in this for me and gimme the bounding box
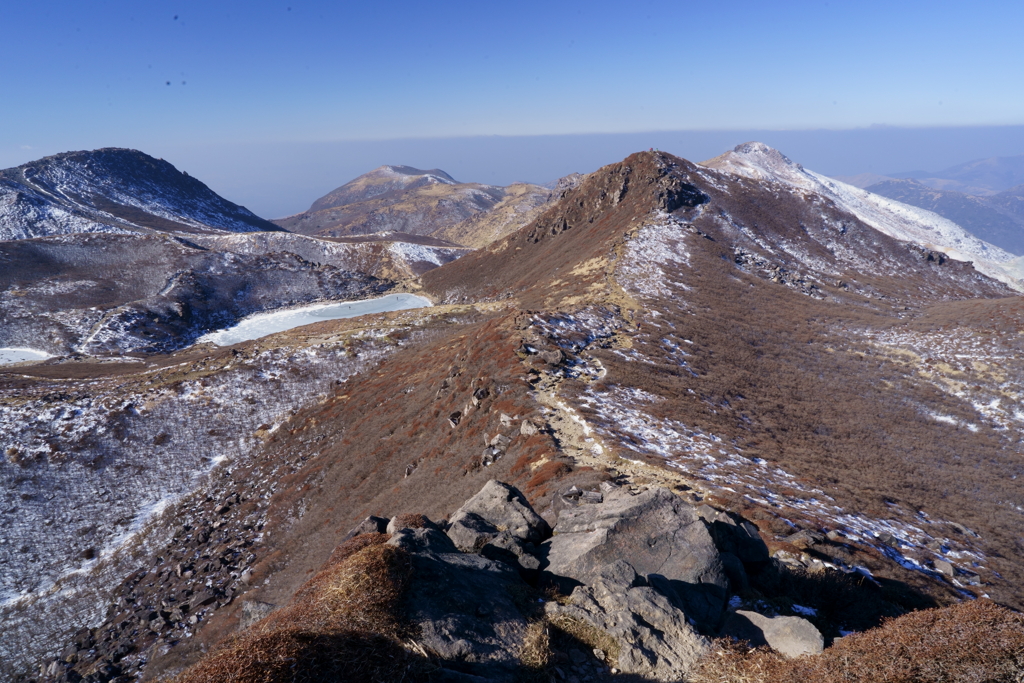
[703,142,1020,288]
[0,148,283,240]
[275,165,552,243]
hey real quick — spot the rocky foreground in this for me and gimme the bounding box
[154,480,1018,683]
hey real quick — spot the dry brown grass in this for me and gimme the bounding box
[692,600,1024,683]
[176,534,416,683]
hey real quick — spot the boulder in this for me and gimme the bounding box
[400,540,531,680]
[722,610,823,658]
[544,561,709,681]
[448,480,550,545]
[543,487,727,629]
[386,528,459,554]
[479,531,542,581]
[386,513,439,534]
[447,511,501,553]
[520,420,539,437]
[341,515,389,541]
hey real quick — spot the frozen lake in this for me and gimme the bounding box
[197,293,432,346]
[0,348,53,366]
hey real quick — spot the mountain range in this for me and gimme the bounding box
[1,143,1023,682]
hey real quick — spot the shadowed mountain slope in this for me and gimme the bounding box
[0,149,283,240]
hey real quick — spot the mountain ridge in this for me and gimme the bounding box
[0,148,284,240]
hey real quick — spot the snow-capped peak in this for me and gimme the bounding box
[703,142,1022,290]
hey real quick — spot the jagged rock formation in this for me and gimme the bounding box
[167,480,837,682]
[0,148,283,240]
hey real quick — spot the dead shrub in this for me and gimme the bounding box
[547,614,621,667]
[173,627,409,683]
[692,600,1024,683]
[520,620,552,670]
[176,541,414,683]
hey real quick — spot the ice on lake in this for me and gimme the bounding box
[197,293,432,346]
[0,348,53,365]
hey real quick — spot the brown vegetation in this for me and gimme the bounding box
[175,534,414,683]
[692,600,1024,683]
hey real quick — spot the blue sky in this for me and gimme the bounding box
[3,1,1024,216]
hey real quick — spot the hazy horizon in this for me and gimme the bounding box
[5,1,1024,218]
[8,125,1024,219]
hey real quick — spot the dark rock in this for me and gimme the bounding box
[480,531,542,581]
[448,480,550,545]
[718,552,750,595]
[543,487,727,630]
[189,591,218,610]
[722,610,823,658]
[696,505,769,563]
[345,515,390,540]
[402,547,530,680]
[544,561,709,681]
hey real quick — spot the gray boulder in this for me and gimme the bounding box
[543,487,727,629]
[341,515,388,541]
[723,610,824,658]
[447,511,501,553]
[399,542,531,680]
[545,561,709,681]
[480,531,542,580]
[447,480,550,546]
[386,528,459,554]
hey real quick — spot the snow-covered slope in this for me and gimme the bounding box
[189,231,469,278]
[702,142,1022,289]
[0,148,283,241]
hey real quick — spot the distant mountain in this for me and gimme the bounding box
[0,148,284,240]
[429,182,555,248]
[274,165,554,243]
[702,142,1020,288]
[888,153,1024,195]
[864,178,1024,255]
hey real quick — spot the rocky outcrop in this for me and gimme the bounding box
[164,480,838,683]
[388,532,531,679]
[542,486,728,630]
[380,481,723,681]
[446,479,551,551]
[545,561,709,681]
